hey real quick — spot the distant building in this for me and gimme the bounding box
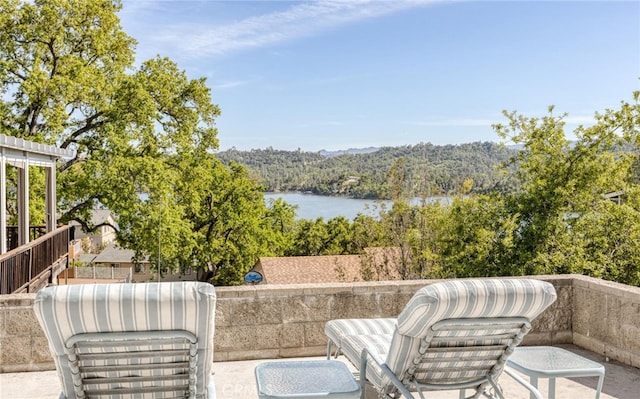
[70,209,117,252]
[65,242,197,283]
[92,243,145,271]
[67,209,198,284]
[89,243,197,283]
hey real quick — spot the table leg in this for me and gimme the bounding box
[530,377,538,399]
[549,378,556,399]
[595,374,604,399]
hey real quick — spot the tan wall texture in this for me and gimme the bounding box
[0,275,638,373]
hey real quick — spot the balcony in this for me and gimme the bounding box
[0,225,72,294]
[0,274,639,398]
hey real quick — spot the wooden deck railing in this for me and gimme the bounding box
[5,226,47,252]
[0,225,72,294]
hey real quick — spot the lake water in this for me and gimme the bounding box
[264,193,451,220]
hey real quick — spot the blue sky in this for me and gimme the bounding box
[119,0,640,151]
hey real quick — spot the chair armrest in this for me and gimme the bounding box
[503,368,543,399]
[360,347,415,399]
[208,379,216,399]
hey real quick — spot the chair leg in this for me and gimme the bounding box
[360,362,368,399]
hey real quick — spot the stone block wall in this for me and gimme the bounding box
[0,294,53,372]
[213,277,574,361]
[572,276,640,368]
[213,280,423,361]
[0,275,637,373]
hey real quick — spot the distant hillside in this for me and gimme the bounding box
[215,142,519,199]
[318,147,379,157]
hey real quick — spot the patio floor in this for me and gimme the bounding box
[1,345,638,398]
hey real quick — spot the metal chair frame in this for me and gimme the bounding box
[359,317,543,399]
[64,330,199,399]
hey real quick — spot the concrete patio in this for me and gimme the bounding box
[1,345,639,398]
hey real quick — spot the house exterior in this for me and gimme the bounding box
[86,242,195,283]
[70,209,117,252]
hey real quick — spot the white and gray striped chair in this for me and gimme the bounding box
[325,278,557,399]
[34,282,217,399]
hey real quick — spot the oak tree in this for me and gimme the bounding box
[0,0,279,284]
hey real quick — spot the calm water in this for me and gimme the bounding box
[264,193,451,220]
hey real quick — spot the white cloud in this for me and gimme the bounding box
[210,80,251,90]
[134,0,446,59]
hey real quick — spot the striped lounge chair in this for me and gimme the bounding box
[33,282,217,399]
[325,278,557,399]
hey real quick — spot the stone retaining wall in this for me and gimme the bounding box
[572,277,640,368]
[0,275,637,373]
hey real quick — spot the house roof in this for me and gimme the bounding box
[92,243,148,264]
[0,134,75,158]
[256,255,364,284]
[89,209,115,226]
[76,253,97,264]
[69,209,117,231]
[255,248,403,284]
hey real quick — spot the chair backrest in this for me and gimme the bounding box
[384,278,556,394]
[33,282,216,399]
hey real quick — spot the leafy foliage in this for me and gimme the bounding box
[0,0,285,284]
[275,93,640,287]
[216,142,519,199]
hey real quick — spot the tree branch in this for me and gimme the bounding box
[47,38,58,79]
[60,111,107,149]
[58,154,84,173]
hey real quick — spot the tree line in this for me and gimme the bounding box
[1,0,638,287]
[215,142,520,199]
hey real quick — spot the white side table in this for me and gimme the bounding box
[506,346,605,399]
[255,360,361,399]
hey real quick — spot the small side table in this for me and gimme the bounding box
[255,360,361,399]
[506,346,605,399]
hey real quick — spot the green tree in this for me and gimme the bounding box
[324,216,354,255]
[379,201,415,279]
[0,0,281,284]
[351,212,384,251]
[569,198,640,286]
[405,201,446,279]
[378,159,416,278]
[180,160,279,285]
[494,93,639,279]
[264,197,298,255]
[436,194,518,278]
[287,218,330,256]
